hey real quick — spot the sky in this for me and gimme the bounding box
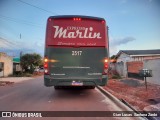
[0,0,160,57]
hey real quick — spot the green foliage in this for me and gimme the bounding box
[110,55,116,59]
[9,72,32,77]
[20,53,42,74]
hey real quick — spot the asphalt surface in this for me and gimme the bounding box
[0,76,142,120]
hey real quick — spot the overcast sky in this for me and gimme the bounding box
[0,0,160,57]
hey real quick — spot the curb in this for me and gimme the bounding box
[97,86,134,111]
[97,86,160,120]
[0,77,34,83]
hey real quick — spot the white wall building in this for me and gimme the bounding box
[115,49,160,77]
[0,52,13,77]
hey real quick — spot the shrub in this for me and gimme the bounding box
[112,73,121,79]
[9,72,32,77]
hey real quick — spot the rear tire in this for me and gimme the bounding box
[86,86,95,89]
[54,86,60,90]
[90,86,95,89]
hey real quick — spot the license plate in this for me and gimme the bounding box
[72,81,83,86]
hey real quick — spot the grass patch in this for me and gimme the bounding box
[8,72,32,77]
[111,74,121,79]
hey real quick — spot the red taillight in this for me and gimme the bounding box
[44,58,49,74]
[73,18,81,21]
[104,64,108,68]
[44,63,48,68]
[49,18,52,22]
[102,20,105,23]
[103,58,109,74]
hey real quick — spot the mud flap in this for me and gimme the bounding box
[100,75,108,86]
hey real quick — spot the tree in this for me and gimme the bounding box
[110,55,117,63]
[110,55,116,59]
[20,53,42,73]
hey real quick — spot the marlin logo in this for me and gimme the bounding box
[53,26,102,39]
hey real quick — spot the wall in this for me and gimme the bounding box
[143,58,160,85]
[127,61,143,73]
[127,61,143,79]
[116,53,133,77]
[115,62,124,76]
[0,52,13,77]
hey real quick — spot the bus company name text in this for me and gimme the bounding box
[53,26,102,39]
[2,112,42,118]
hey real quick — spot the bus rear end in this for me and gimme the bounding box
[44,15,109,88]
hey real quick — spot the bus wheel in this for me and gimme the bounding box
[90,86,95,89]
[87,86,95,89]
[54,86,60,89]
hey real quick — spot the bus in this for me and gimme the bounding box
[44,15,109,89]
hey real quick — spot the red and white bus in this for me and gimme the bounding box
[44,15,109,89]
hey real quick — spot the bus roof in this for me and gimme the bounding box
[48,15,105,21]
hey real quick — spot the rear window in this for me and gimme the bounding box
[46,17,107,47]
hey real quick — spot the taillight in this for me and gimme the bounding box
[44,58,48,62]
[44,58,49,75]
[103,58,109,74]
[44,63,48,68]
[73,18,81,21]
[48,18,52,22]
[102,20,105,23]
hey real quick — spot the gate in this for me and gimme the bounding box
[0,62,4,77]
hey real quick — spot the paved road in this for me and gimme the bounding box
[0,76,142,120]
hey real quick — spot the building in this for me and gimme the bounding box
[13,57,22,72]
[115,49,160,78]
[0,52,13,77]
[116,49,160,62]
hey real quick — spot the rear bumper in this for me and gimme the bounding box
[44,76,108,87]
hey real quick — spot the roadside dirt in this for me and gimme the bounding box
[103,79,160,110]
[32,72,44,77]
[0,81,14,86]
[0,73,43,86]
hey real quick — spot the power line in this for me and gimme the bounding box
[17,0,58,15]
[0,14,43,28]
